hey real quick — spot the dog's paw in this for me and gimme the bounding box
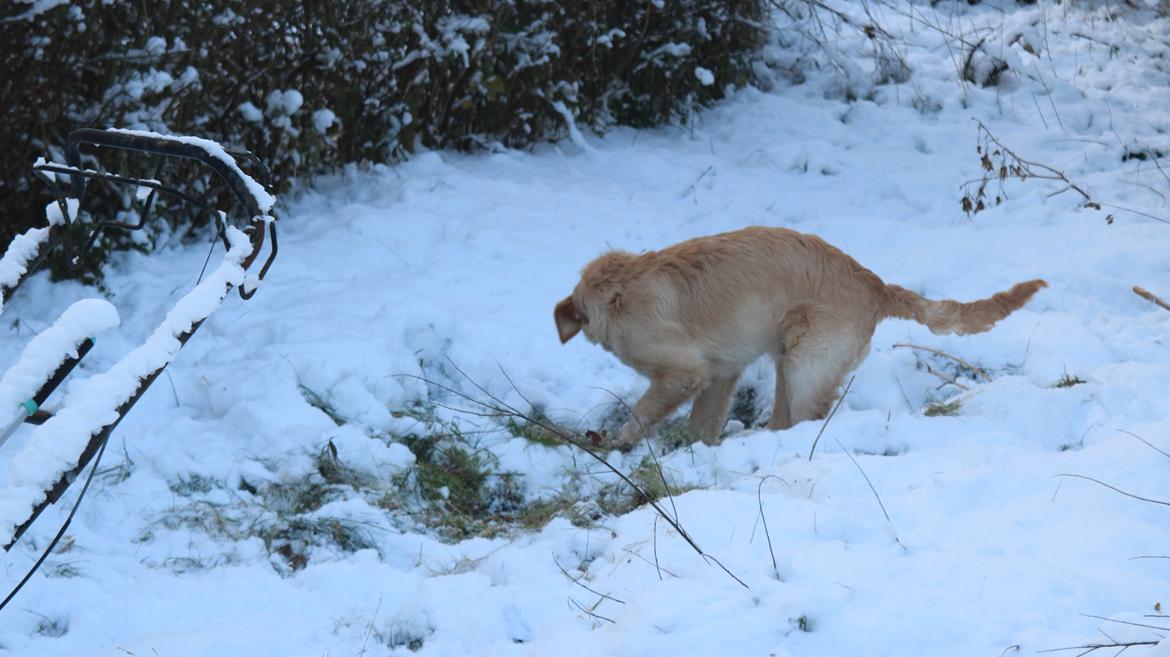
[613,419,648,449]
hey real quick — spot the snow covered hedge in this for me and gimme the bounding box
[0,0,767,271]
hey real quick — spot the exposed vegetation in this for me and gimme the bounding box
[1052,373,1087,388]
[923,398,963,417]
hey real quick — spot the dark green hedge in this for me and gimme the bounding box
[0,0,768,274]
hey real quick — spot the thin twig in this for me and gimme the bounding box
[1133,286,1170,312]
[568,597,615,624]
[701,554,749,589]
[756,475,787,581]
[1057,474,1170,507]
[357,595,383,657]
[808,376,855,461]
[1100,203,1170,226]
[1038,641,1158,655]
[976,119,1093,204]
[925,364,971,390]
[1144,146,1170,187]
[682,165,715,204]
[652,516,663,581]
[834,437,891,523]
[593,387,682,526]
[622,544,681,579]
[642,437,680,525]
[892,343,991,381]
[1033,62,1065,132]
[1117,429,1170,460]
[1079,613,1170,632]
[974,120,1170,225]
[552,555,626,605]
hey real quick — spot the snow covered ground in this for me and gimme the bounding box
[2,2,1169,655]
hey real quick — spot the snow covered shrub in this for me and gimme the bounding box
[0,0,767,278]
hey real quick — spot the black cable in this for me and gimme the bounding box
[195,224,222,286]
[0,431,111,612]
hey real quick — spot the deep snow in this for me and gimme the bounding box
[1,2,1168,656]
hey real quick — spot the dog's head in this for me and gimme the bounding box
[555,251,637,344]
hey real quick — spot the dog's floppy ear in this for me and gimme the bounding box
[554,296,584,344]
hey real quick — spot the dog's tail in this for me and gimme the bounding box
[881,279,1047,335]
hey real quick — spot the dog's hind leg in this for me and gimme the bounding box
[765,356,792,430]
[780,320,870,426]
[688,374,739,444]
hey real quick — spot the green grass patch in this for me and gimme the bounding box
[598,455,699,516]
[1051,373,1087,388]
[504,412,564,448]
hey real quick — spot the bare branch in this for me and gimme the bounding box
[1038,641,1159,655]
[592,386,683,526]
[1079,613,1170,632]
[926,363,971,390]
[892,343,991,381]
[1133,286,1170,312]
[756,475,787,581]
[1057,473,1170,507]
[834,437,891,523]
[357,595,383,657]
[622,543,681,579]
[552,554,625,605]
[652,515,663,581]
[701,553,750,589]
[968,120,1170,225]
[808,376,855,461]
[400,368,751,589]
[568,596,615,624]
[1117,429,1170,460]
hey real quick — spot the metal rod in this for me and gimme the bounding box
[4,320,204,551]
[0,402,36,451]
[0,338,94,450]
[32,338,94,408]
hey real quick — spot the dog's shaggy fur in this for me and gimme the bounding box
[555,226,1046,448]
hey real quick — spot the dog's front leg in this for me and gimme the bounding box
[689,375,739,444]
[614,371,707,448]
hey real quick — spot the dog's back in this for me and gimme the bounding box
[630,228,887,364]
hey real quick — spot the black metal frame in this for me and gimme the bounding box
[5,128,278,306]
[1,128,278,550]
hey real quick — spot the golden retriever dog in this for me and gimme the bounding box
[555,226,1046,448]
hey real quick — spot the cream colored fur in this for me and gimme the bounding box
[555,226,1046,448]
